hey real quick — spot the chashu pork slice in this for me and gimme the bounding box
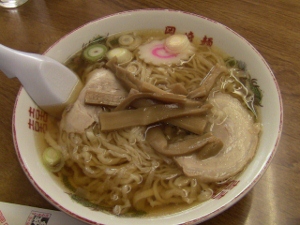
[59,68,127,134]
[174,93,261,182]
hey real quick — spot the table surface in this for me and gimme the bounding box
[0,0,299,224]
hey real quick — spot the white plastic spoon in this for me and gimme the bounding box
[0,44,83,118]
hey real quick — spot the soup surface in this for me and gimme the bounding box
[42,29,262,216]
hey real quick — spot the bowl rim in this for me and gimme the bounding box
[12,8,283,225]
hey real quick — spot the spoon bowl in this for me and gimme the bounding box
[0,44,82,117]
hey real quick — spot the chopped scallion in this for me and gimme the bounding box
[42,147,64,172]
[82,44,107,62]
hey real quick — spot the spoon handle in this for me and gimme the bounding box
[0,44,38,79]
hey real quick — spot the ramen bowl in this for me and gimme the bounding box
[12,9,282,225]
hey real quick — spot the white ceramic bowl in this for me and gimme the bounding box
[12,9,283,225]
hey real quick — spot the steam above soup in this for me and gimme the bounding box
[42,30,262,216]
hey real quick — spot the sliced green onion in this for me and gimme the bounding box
[42,147,64,172]
[83,44,107,62]
[250,79,263,106]
[118,34,134,46]
[106,47,133,64]
[225,57,237,68]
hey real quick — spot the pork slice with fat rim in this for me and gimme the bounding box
[174,93,261,182]
[59,68,127,134]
